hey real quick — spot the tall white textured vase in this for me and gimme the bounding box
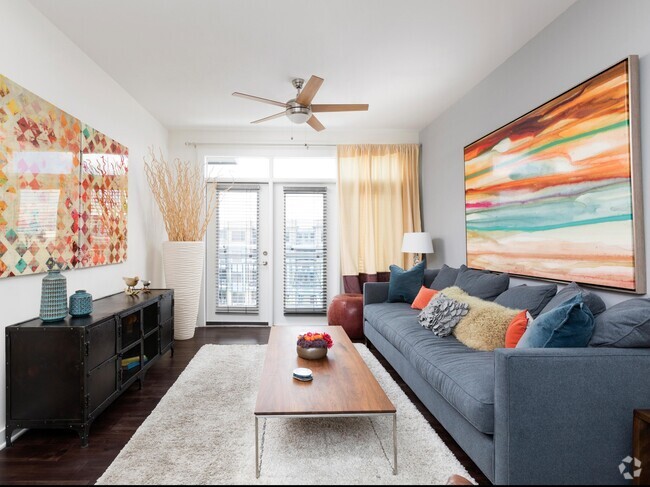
[163,241,204,340]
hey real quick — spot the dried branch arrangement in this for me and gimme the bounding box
[144,147,216,241]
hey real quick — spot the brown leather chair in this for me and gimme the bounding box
[446,474,474,485]
[327,293,364,340]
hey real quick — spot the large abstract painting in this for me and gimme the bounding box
[464,57,645,293]
[0,74,128,278]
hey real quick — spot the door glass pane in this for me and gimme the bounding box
[215,186,259,313]
[274,157,336,180]
[283,188,327,314]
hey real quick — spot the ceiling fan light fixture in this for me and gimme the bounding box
[233,75,369,131]
[286,103,312,124]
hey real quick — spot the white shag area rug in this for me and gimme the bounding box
[97,344,473,485]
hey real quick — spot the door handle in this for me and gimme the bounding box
[262,261,268,266]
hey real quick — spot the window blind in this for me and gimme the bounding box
[215,184,260,314]
[283,187,327,314]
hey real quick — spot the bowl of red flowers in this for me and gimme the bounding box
[296,331,334,360]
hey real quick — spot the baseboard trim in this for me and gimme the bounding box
[0,427,27,450]
[206,322,269,327]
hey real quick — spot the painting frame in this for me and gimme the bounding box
[463,55,645,294]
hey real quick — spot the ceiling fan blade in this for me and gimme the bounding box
[250,111,287,124]
[306,115,325,132]
[311,104,369,112]
[296,75,324,106]
[233,92,287,108]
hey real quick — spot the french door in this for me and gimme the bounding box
[206,183,271,324]
[272,184,331,325]
[206,181,336,325]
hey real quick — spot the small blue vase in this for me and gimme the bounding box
[70,290,93,317]
[40,269,68,322]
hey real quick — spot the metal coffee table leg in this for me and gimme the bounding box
[255,413,397,477]
[393,413,398,475]
[255,416,259,479]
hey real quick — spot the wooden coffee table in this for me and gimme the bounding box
[254,325,397,478]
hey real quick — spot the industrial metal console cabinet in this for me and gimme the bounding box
[5,289,174,447]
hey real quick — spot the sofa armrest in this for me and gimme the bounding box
[494,347,650,485]
[363,282,389,306]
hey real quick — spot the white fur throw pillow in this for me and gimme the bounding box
[441,286,521,351]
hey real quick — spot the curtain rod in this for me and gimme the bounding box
[185,141,337,148]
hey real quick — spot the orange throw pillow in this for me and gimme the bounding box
[505,310,531,348]
[411,286,439,310]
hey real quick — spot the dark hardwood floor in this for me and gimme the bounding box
[0,326,489,485]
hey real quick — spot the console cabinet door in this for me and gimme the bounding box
[88,357,118,415]
[87,318,117,370]
[8,328,83,421]
[160,293,173,323]
[160,319,173,352]
[160,293,173,352]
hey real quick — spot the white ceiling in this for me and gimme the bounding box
[29,0,575,132]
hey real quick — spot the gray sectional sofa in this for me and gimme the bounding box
[363,269,650,485]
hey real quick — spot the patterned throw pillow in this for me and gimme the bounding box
[418,293,469,336]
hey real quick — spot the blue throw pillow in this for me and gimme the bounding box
[517,294,595,348]
[387,261,425,303]
[589,298,650,348]
[539,281,606,317]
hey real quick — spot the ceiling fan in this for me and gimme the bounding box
[232,75,369,132]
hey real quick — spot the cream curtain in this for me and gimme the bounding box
[337,144,421,293]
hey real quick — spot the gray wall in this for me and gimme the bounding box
[419,0,650,306]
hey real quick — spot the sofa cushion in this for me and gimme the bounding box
[454,265,509,301]
[494,284,557,318]
[387,261,425,303]
[364,303,496,434]
[539,282,606,317]
[429,264,461,290]
[517,294,595,348]
[589,298,650,348]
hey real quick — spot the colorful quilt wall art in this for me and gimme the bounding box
[0,74,128,278]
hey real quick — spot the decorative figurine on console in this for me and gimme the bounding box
[140,280,152,293]
[123,276,141,296]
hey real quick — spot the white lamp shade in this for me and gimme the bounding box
[401,232,434,254]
